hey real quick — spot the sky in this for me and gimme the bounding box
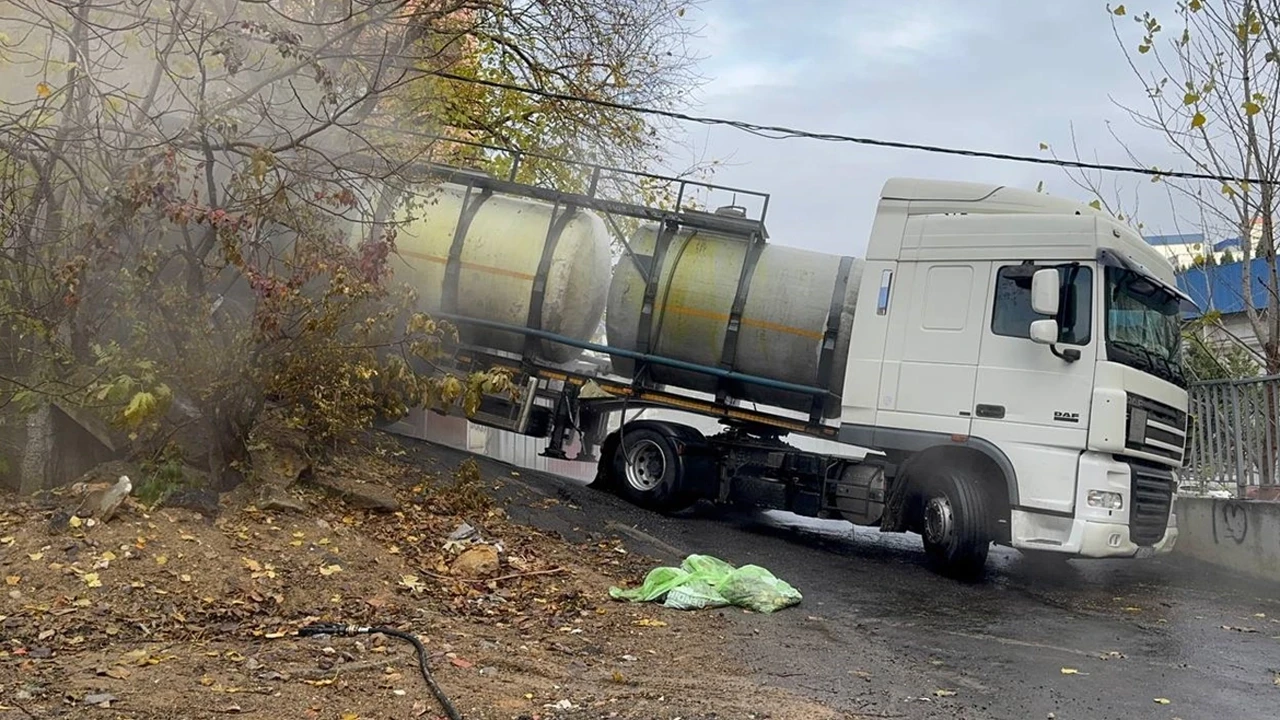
[666,0,1201,257]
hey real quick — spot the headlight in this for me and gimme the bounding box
[1088,490,1124,510]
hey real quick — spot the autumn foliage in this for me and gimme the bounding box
[0,0,707,492]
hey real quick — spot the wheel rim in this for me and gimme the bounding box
[624,439,667,492]
[924,494,954,546]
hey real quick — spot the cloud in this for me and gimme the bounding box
[670,1,1195,255]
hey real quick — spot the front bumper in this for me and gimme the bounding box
[1011,512,1178,558]
[1009,451,1178,558]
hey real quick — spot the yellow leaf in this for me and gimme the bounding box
[1061,667,1079,675]
[319,564,343,576]
[1183,92,1200,105]
[341,714,360,720]
[27,552,43,561]
[1244,100,1262,116]
[289,540,303,547]
[121,391,158,428]
[1192,112,1207,128]
[242,558,262,573]
[4,575,19,586]
[633,618,667,627]
[1154,698,1171,705]
[69,516,83,528]
[155,555,168,565]
[35,81,50,98]
[1113,4,1126,16]
[83,572,102,588]
[180,574,192,583]
[101,551,116,562]
[0,536,13,545]
[934,689,957,697]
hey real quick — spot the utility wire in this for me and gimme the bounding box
[428,71,1266,186]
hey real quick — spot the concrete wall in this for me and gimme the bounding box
[1175,496,1280,581]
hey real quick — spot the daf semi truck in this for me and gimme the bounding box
[377,155,1192,580]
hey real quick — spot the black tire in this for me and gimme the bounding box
[612,428,695,513]
[918,467,992,581]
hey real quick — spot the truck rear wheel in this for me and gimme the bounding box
[613,428,695,513]
[918,467,992,581]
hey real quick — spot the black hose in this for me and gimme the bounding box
[296,623,462,720]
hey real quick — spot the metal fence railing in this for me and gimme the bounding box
[1185,375,1280,498]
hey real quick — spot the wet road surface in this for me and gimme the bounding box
[407,440,1280,720]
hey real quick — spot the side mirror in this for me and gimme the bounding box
[1031,268,1061,316]
[1029,319,1059,345]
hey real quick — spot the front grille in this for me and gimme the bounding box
[1125,394,1189,464]
[1128,460,1174,546]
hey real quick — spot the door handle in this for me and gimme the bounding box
[975,404,1006,419]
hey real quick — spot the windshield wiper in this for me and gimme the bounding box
[1111,339,1185,385]
[1111,339,1163,378]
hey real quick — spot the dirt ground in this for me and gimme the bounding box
[0,436,839,720]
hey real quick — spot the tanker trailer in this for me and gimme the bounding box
[605,209,863,419]
[386,182,614,365]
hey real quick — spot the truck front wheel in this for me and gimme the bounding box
[613,428,695,513]
[918,467,992,581]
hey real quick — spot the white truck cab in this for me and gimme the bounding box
[838,179,1188,563]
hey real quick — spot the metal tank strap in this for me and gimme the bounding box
[524,201,579,357]
[441,184,495,315]
[715,233,767,405]
[633,219,680,382]
[811,255,856,423]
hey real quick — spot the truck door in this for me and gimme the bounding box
[881,261,990,437]
[973,262,1097,515]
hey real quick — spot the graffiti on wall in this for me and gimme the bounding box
[1211,500,1249,545]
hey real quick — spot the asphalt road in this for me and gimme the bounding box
[405,439,1280,720]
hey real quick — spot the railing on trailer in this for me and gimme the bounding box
[442,319,841,462]
[355,136,848,443]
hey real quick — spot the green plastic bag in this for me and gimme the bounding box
[608,554,801,613]
[663,578,729,610]
[608,566,689,602]
[717,564,802,614]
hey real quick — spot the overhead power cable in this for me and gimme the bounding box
[428,71,1265,186]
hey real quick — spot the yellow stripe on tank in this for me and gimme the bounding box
[658,304,825,340]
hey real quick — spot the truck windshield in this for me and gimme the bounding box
[1104,266,1185,387]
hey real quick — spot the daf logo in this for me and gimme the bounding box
[1054,411,1080,424]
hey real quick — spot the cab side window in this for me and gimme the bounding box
[992,265,1092,345]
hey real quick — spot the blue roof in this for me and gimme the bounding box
[1176,257,1278,318]
[1144,232,1205,247]
[1212,237,1243,252]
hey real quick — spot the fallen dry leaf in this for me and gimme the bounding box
[633,618,667,628]
[934,689,957,697]
[4,575,19,586]
[83,572,102,588]
[1154,698,1172,705]
[155,555,168,566]
[450,657,474,669]
[0,536,14,545]
[1060,668,1079,675]
[28,552,43,561]
[319,564,342,576]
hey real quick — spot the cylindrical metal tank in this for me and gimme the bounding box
[389,182,613,364]
[605,219,863,418]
